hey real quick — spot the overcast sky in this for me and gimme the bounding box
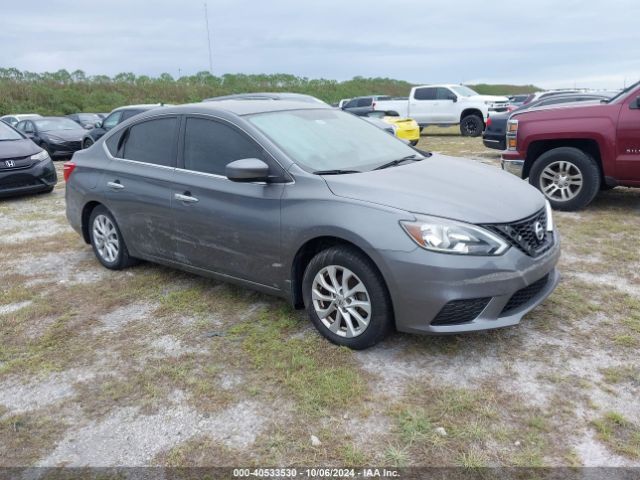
[1,0,637,89]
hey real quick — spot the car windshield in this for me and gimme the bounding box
[450,86,479,97]
[605,80,640,104]
[247,109,420,172]
[0,121,24,141]
[34,118,82,132]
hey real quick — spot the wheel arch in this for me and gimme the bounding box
[81,200,103,244]
[460,108,484,123]
[289,235,393,315]
[524,139,603,180]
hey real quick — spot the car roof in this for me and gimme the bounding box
[144,100,331,117]
[204,92,323,102]
[111,104,166,113]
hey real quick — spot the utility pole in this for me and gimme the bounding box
[204,1,213,74]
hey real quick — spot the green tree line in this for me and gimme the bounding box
[0,68,540,115]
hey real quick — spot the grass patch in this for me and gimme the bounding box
[229,305,367,417]
[592,412,640,459]
[0,412,67,466]
[600,366,640,385]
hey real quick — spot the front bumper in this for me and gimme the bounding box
[47,141,82,158]
[501,158,525,178]
[380,234,561,334]
[0,158,57,198]
[482,132,506,151]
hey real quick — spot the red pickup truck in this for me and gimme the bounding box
[501,82,640,210]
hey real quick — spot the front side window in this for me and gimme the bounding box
[437,88,456,100]
[247,109,419,172]
[183,117,264,176]
[103,111,123,130]
[122,117,177,167]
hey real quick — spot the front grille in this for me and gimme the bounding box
[61,141,82,150]
[431,297,491,326]
[501,275,549,315]
[0,156,31,171]
[485,209,554,257]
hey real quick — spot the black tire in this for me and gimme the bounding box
[88,205,137,270]
[460,114,484,137]
[302,246,393,350]
[529,147,600,211]
[83,138,94,149]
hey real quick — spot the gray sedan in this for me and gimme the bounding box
[65,100,560,349]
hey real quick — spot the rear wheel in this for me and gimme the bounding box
[89,206,137,270]
[83,138,94,149]
[529,147,600,211]
[460,115,484,137]
[302,246,393,349]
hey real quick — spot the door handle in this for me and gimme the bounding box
[174,193,199,203]
[107,181,124,190]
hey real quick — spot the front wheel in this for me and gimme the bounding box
[460,115,484,137]
[529,147,600,211]
[302,246,393,350]
[83,138,94,149]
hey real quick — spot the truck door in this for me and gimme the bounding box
[436,88,460,123]
[410,87,438,125]
[616,95,640,182]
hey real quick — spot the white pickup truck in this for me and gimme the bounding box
[374,84,509,137]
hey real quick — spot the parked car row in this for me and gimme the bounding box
[341,85,509,137]
[63,98,559,349]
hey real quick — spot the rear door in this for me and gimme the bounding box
[172,115,284,288]
[616,96,640,181]
[409,87,438,124]
[102,115,179,261]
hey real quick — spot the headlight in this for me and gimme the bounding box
[401,216,509,255]
[30,150,50,162]
[545,200,554,232]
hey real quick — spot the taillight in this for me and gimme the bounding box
[372,101,376,109]
[486,117,492,127]
[63,161,76,182]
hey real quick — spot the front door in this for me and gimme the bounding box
[172,116,284,289]
[616,95,640,182]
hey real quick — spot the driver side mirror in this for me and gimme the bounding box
[95,121,103,128]
[633,96,640,109]
[226,158,270,183]
[449,95,458,103]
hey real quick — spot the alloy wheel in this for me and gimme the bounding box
[311,265,371,338]
[92,214,120,263]
[539,160,583,202]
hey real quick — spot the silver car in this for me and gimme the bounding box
[65,100,560,349]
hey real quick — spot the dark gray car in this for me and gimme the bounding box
[65,100,560,349]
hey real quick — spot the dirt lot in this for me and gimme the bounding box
[1,127,639,468]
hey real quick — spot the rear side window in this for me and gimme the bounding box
[121,109,143,121]
[356,98,372,107]
[105,130,125,156]
[183,117,264,176]
[344,99,358,108]
[414,88,437,100]
[122,117,177,167]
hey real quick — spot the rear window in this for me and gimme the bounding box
[122,117,177,167]
[414,87,437,100]
[356,98,372,107]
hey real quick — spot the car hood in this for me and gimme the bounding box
[323,154,545,224]
[43,129,86,141]
[0,138,41,159]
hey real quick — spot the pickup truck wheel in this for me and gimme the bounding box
[460,115,483,137]
[529,147,600,211]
